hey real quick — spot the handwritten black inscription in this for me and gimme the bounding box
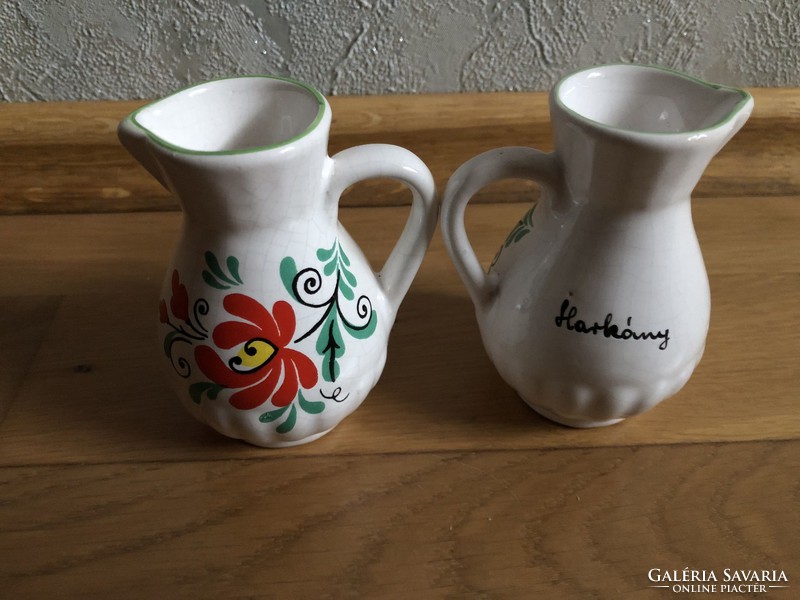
[320,386,350,403]
[554,298,670,350]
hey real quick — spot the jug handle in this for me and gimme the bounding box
[441,147,560,309]
[328,144,437,317]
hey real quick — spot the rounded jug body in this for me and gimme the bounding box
[442,64,754,427]
[120,75,437,446]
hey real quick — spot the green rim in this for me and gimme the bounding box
[129,74,327,156]
[553,63,752,137]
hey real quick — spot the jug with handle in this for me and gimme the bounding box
[119,75,437,447]
[441,64,753,427]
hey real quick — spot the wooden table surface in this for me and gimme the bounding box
[1,90,798,598]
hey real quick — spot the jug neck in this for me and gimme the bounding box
[154,138,335,230]
[118,76,337,230]
[553,122,719,211]
[550,65,753,212]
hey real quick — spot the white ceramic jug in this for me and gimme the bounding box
[119,75,436,447]
[441,64,753,427]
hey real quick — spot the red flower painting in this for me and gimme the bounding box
[160,270,189,323]
[194,294,318,410]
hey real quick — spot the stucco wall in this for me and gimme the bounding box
[1,0,798,102]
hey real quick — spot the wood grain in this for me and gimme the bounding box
[1,89,799,215]
[1,93,798,598]
[0,197,798,465]
[1,442,797,599]
[0,296,61,423]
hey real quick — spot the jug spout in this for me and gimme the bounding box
[118,76,333,229]
[555,64,753,137]
[118,116,170,189]
[551,64,754,210]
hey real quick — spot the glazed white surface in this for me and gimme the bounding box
[119,77,437,447]
[441,65,753,427]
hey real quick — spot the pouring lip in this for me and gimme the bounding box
[552,63,753,139]
[127,74,327,156]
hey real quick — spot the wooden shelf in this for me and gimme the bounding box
[1,91,798,598]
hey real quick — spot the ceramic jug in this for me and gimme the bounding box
[441,64,753,427]
[119,75,436,447]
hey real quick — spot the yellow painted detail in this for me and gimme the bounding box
[236,339,276,370]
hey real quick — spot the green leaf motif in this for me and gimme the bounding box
[342,267,357,287]
[522,206,535,227]
[317,317,344,383]
[276,404,298,433]
[282,237,378,384]
[189,381,225,404]
[260,391,326,433]
[279,257,299,300]
[343,310,378,340]
[202,270,230,290]
[298,390,325,415]
[226,256,243,284]
[338,278,354,301]
[259,405,289,423]
[502,206,535,249]
[512,228,529,244]
[206,251,235,285]
[338,243,351,267]
[316,241,336,262]
[327,361,341,382]
[202,251,243,289]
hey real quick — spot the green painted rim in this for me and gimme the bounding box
[553,63,753,137]
[129,74,327,156]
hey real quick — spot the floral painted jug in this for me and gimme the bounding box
[119,75,436,447]
[441,64,753,427]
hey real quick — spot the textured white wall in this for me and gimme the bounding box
[1,0,798,101]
